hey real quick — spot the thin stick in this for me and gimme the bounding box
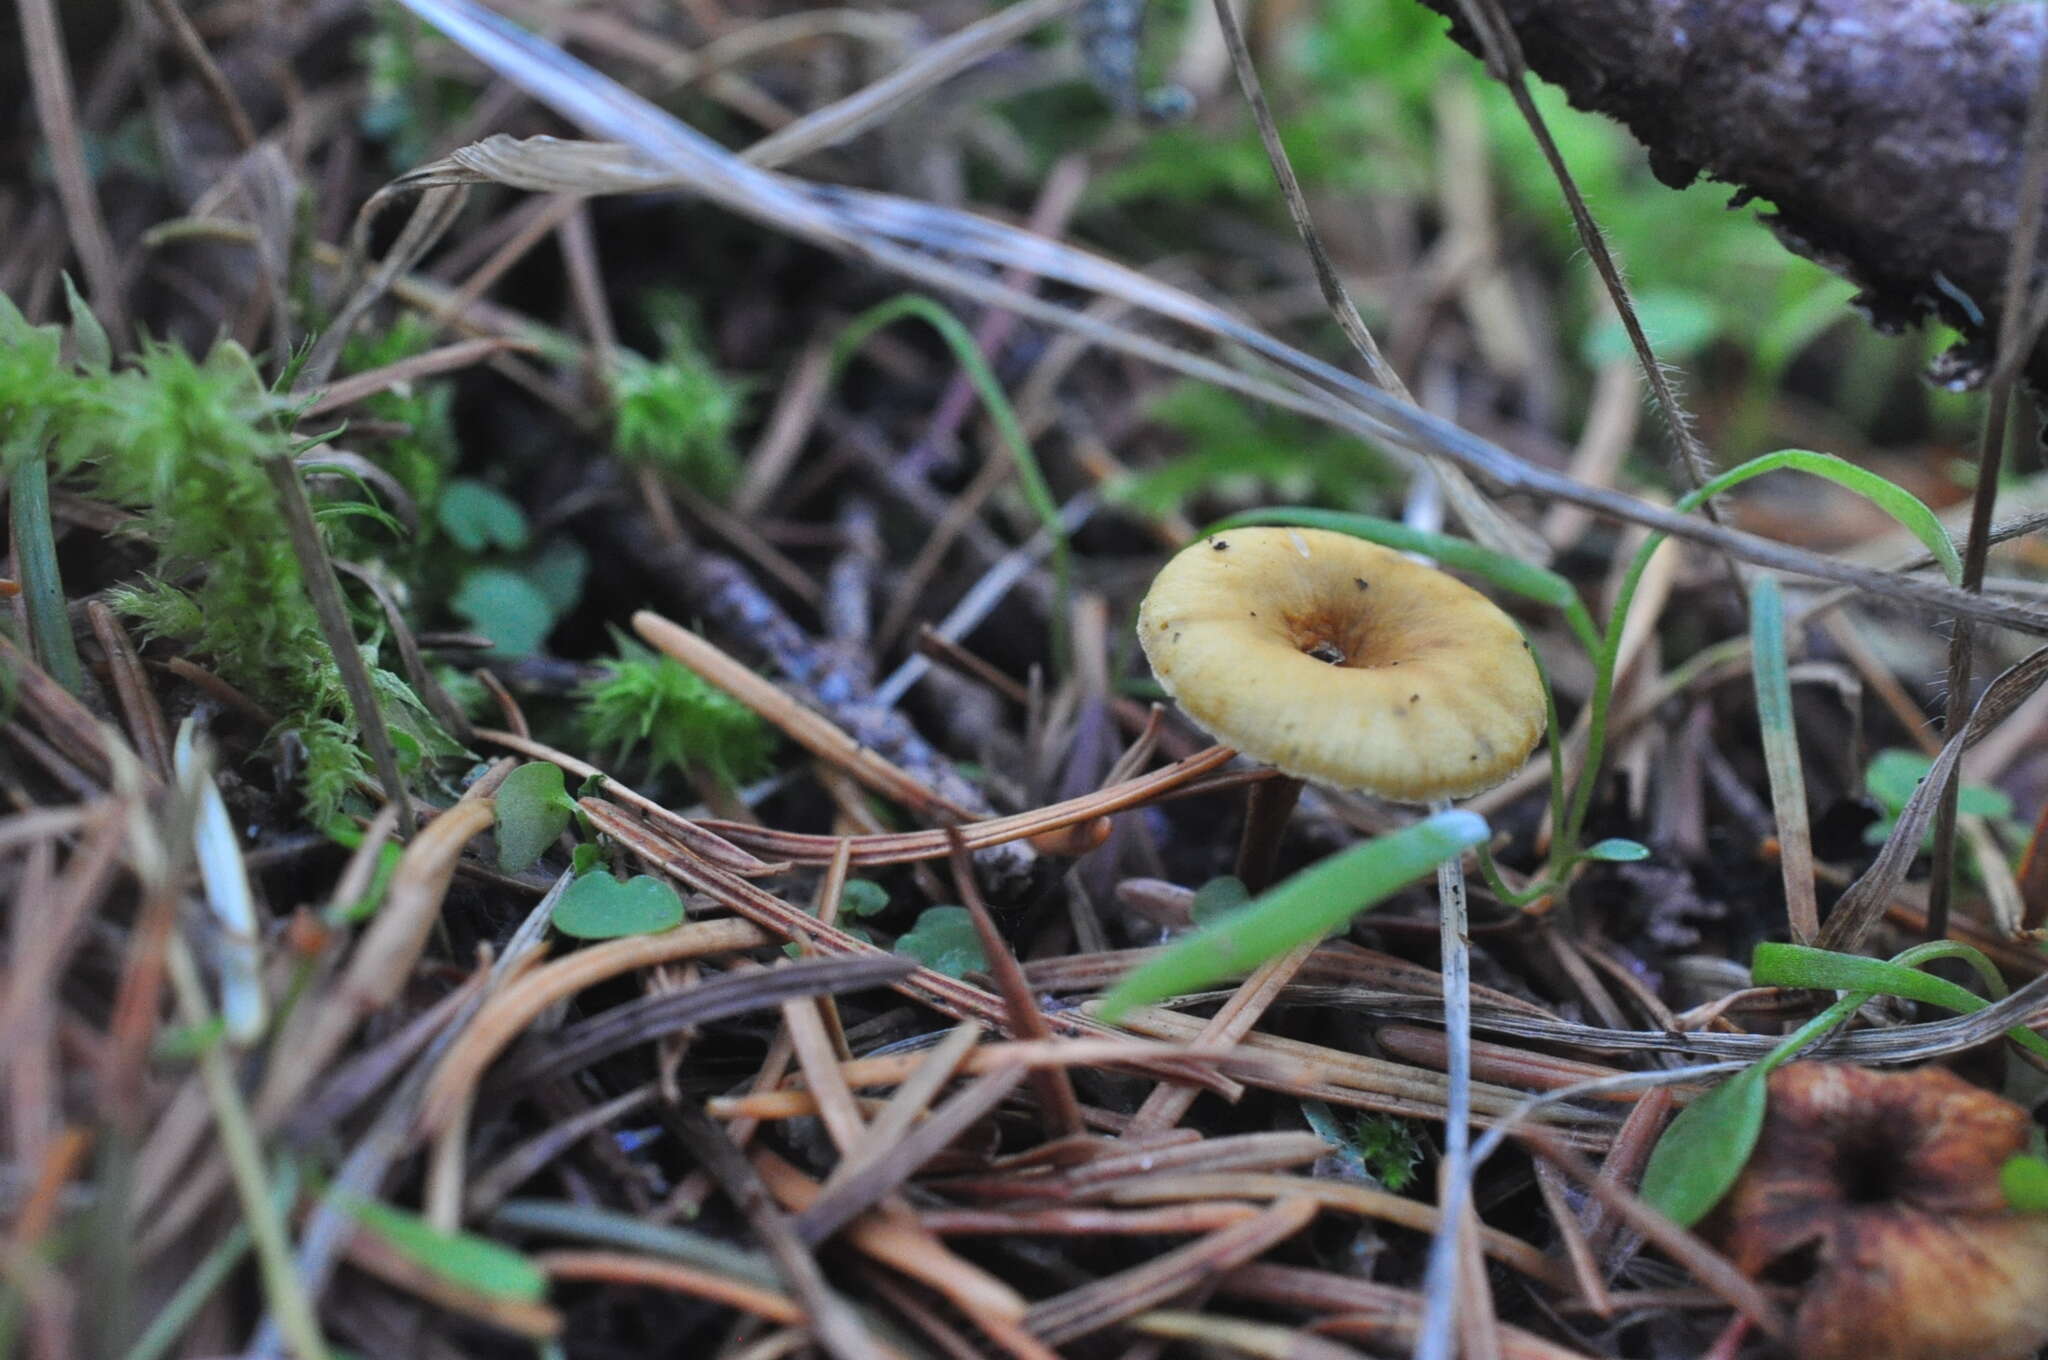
[262,455,414,836]
[1928,38,2048,939]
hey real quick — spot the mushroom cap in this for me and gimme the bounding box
[1137,526,1546,801]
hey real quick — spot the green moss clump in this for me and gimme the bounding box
[577,638,774,788]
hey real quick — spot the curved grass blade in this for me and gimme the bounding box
[832,294,1071,669]
[1684,450,1963,584]
[1751,941,2048,1061]
[1096,810,1488,1023]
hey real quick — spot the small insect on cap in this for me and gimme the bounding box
[1138,526,1546,802]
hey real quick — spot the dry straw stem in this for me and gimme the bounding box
[1096,1171,1564,1287]
[417,917,773,1133]
[633,609,982,821]
[703,1038,1315,1123]
[1022,1196,1320,1345]
[259,797,498,1125]
[581,797,1241,1099]
[753,1151,1041,1334]
[476,726,778,874]
[689,743,1240,866]
[1105,1003,1614,1146]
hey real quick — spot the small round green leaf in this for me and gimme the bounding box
[840,879,891,919]
[493,761,574,874]
[552,873,686,940]
[437,479,530,553]
[894,906,988,978]
[452,567,556,656]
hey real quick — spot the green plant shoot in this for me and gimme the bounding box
[1096,810,1488,1023]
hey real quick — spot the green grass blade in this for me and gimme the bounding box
[831,294,1071,670]
[1751,941,2048,1060]
[1096,810,1488,1022]
[1684,450,1963,584]
[1750,576,1817,942]
[9,451,86,694]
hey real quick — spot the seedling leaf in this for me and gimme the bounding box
[1581,838,1650,863]
[493,762,575,874]
[436,479,530,552]
[1639,1067,1769,1226]
[894,906,988,978]
[552,872,686,939]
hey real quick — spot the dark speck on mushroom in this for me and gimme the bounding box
[1410,694,1420,703]
[1354,578,1369,590]
[1212,539,1230,551]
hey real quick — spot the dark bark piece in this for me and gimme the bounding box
[1418,0,2046,383]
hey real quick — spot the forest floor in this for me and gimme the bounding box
[4,2,2048,1358]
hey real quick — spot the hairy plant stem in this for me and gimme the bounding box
[261,455,414,836]
[9,451,85,695]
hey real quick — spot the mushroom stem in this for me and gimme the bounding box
[1234,775,1304,894]
[1417,795,1475,1360]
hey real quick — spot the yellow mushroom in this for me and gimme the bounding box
[1137,526,1545,802]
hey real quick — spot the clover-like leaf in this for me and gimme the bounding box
[437,479,530,553]
[840,879,891,919]
[552,872,686,940]
[894,906,987,978]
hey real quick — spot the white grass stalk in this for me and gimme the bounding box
[1417,796,1472,1360]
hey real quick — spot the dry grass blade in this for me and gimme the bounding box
[1134,1311,1372,1360]
[793,1064,1029,1244]
[299,337,537,416]
[662,1104,889,1360]
[417,917,774,1133]
[1022,1196,1319,1344]
[488,954,915,1091]
[1220,1265,1599,1360]
[634,610,982,821]
[263,798,497,1122]
[1098,1174,1566,1286]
